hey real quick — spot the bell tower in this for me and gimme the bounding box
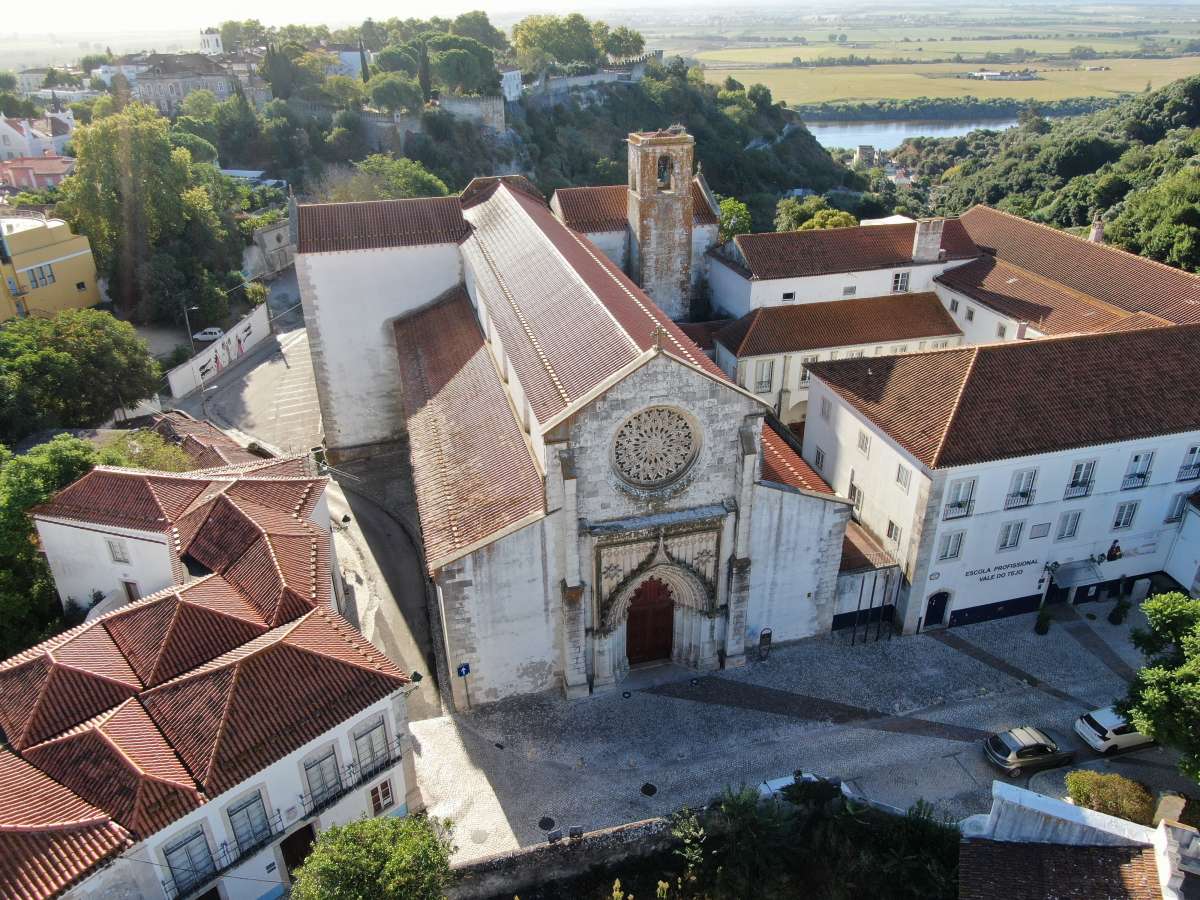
[626,126,694,321]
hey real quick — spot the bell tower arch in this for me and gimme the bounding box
[626,126,695,321]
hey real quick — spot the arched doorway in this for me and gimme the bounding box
[626,577,673,665]
[924,591,951,630]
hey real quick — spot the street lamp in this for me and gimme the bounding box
[178,302,209,419]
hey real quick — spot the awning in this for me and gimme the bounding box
[1051,558,1104,589]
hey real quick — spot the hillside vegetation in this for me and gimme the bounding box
[894,76,1200,271]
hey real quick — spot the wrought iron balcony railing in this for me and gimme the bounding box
[1063,480,1093,500]
[1121,472,1151,491]
[943,498,974,520]
[162,810,284,900]
[1004,488,1035,510]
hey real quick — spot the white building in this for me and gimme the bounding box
[200,28,224,55]
[500,66,522,101]
[0,110,75,160]
[95,57,152,87]
[322,44,370,79]
[130,53,235,114]
[15,68,49,94]
[296,141,855,710]
[708,217,980,319]
[802,324,1200,632]
[712,291,963,423]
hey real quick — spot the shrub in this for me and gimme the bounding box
[1035,606,1053,635]
[1065,770,1155,825]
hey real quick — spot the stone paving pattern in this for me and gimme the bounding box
[409,602,1174,863]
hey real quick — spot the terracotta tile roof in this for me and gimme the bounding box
[0,749,130,900]
[23,699,204,837]
[0,156,75,177]
[32,469,211,531]
[296,196,471,254]
[760,420,832,494]
[715,292,961,357]
[459,174,544,209]
[726,219,978,280]
[809,323,1200,469]
[958,839,1162,900]
[152,411,262,467]
[1091,311,1177,333]
[140,608,408,795]
[393,287,545,571]
[936,256,1148,336]
[678,319,732,352]
[960,205,1200,324]
[552,180,718,232]
[840,521,896,573]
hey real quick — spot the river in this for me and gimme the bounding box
[803,118,1019,150]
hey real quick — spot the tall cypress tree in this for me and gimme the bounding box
[359,39,370,84]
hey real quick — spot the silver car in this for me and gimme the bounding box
[984,726,1075,777]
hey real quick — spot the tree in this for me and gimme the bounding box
[603,26,645,59]
[747,83,773,111]
[775,195,837,231]
[1108,168,1200,272]
[426,34,495,94]
[513,14,599,66]
[1121,592,1200,777]
[451,11,507,50]
[79,53,111,75]
[179,89,218,120]
[98,430,191,472]
[718,197,752,242]
[799,208,858,230]
[290,815,454,900]
[0,310,162,446]
[375,45,419,75]
[213,87,261,164]
[0,71,16,93]
[367,72,423,113]
[324,74,365,109]
[432,49,480,94]
[310,155,447,202]
[169,130,219,163]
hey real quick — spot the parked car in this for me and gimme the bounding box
[1074,707,1153,754]
[193,327,225,342]
[984,727,1074,777]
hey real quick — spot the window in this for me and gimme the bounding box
[848,483,864,513]
[813,447,825,471]
[891,271,910,293]
[1056,510,1082,541]
[965,307,975,322]
[886,520,902,544]
[857,430,871,457]
[819,397,832,421]
[944,477,976,519]
[891,344,909,354]
[1179,445,1200,481]
[27,264,55,288]
[996,323,1007,339]
[1113,501,1139,530]
[828,351,839,360]
[1066,460,1096,498]
[847,350,865,359]
[896,464,911,493]
[938,531,964,560]
[355,718,389,774]
[106,538,130,564]
[754,359,774,393]
[1123,451,1154,489]
[997,521,1024,551]
[782,291,795,301]
[164,828,216,894]
[949,298,960,313]
[75,281,86,292]
[842,285,856,297]
[228,793,272,854]
[1005,469,1037,508]
[1166,493,1187,523]
[304,749,342,806]
[370,778,395,815]
[799,354,818,382]
[929,340,949,349]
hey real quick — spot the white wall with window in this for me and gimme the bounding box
[933,282,1031,345]
[71,691,417,900]
[803,374,1200,633]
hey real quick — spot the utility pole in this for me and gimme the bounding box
[179,300,209,420]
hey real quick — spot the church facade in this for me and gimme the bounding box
[296,129,853,709]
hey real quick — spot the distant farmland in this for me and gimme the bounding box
[702,57,1200,104]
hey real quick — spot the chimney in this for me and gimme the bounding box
[1089,217,1104,243]
[912,217,945,264]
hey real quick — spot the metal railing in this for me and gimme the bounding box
[1177,463,1200,482]
[943,498,974,520]
[162,809,284,900]
[299,736,405,818]
[1003,488,1035,510]
[1121,472,1151,490]
[1063,480,1093,500]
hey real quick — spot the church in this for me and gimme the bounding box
[295,127,865,709]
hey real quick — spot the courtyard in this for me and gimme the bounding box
[409,599,1180,863]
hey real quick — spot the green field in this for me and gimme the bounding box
[702,56,1200,103]
[696,36,1151,65]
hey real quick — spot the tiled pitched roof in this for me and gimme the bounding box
[960,204,1200,324]
[841,520,896,573]
[760,420,832,494]
[0,156,74,177]
[32,469,211,531]
[678,319,732,352]
[296,196,471,254]
[0,749,131,900]
[726,219,978,280]
[151,411,262,467]
[140,608,407,795]
[809,323,1200,469]
[552,180,718,232]
[936,256,1145,336]
[715,292,961,357]
[958,839,1162,900]
[393,287,545,571]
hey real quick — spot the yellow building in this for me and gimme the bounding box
[0,210,102,321]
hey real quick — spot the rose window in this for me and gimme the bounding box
[612,407,698,488]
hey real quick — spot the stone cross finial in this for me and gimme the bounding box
[652,324,667,351]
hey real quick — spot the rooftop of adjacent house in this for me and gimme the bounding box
[718,218,978,280]
[295,195,471,253]
[678,319,732,352]
[714,292,961,357]
[151,410,266,468]
[808,323,1200,469]
[960,204,1200,325]
[840,520,896,573]
[0,155,75,177]
[958,839,1162,900]
[761,421,832,494]
[139,52,229,76]
[552,180,719,233]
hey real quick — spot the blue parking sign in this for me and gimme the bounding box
[457,662,471,677]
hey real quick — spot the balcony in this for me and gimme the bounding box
[755,380,772,393]
[162,809,284,900]
[1063,480,1093,500]
[1121,472,1151,491]
[943,498,974,520]
[1004,488,1036,510]
[300,736,405,819]
[1178,463,1200,482]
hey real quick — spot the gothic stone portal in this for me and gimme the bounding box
[626,577,674,665]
